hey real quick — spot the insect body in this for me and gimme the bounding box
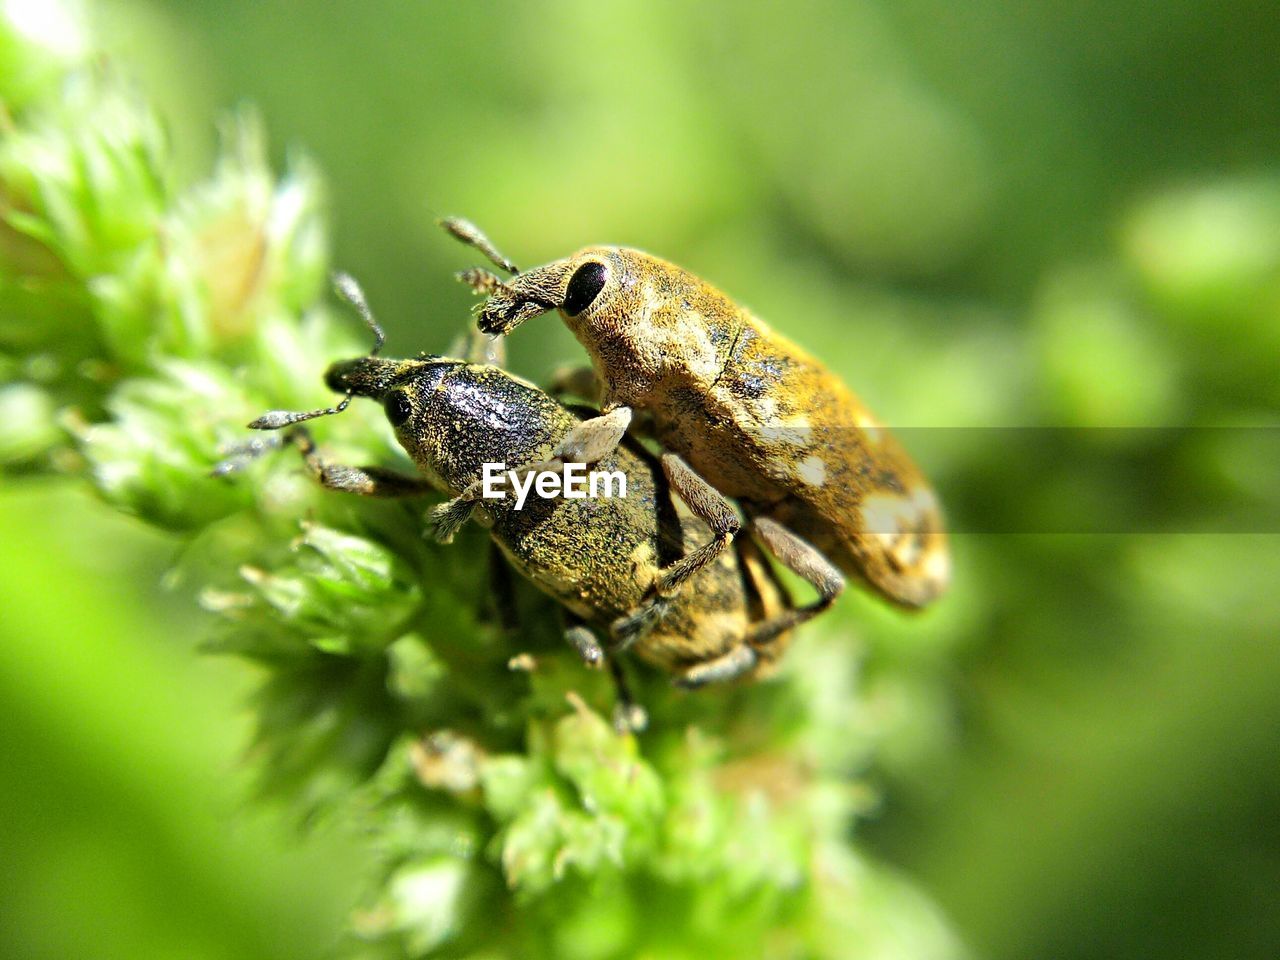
[308,358,803,686]
[311,355,800,687]
[446,222,950,615]
[226,275,814,690]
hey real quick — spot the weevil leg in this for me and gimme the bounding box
[608,658,648,733]
[610,455,741,644]
[214,426,432,498]
[485,541,520,633]
[653,453,741,597]
[674,644,758,689]
[731,534,796,670]
[743,516,845,645]
[563,622,606,669]
[547,406,633,464]
[426,496,480,543]
[608,595,674,653]
[286,427,433,497]
[559,614,645,731]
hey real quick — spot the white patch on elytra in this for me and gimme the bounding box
[642,283,720,381]
[796,455,827,487]
[758,409,810,447]
[921,540,950,585]
[862,487,945,573]
[854,411,883,444]
[863,491,922,539]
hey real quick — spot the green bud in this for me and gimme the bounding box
[0,72,168,282]
[0,0,91,112]
[75,359,258,529]
[380,856,477,955]
[551,702,663,831]
[151,114,330,361]
[0,379,59,463]
[232,521,420,657]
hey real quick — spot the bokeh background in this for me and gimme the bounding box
[3,1,1279,958]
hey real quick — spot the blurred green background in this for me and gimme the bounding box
[3,1,1279,958]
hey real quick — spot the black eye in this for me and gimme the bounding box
[563,261,607,316]
[385,391,413,427]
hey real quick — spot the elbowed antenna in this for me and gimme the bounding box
[439,216,525,302]
[438,216,563,335]
[333,271,385,357]
[438,216,519,274]
[247,400,352,430]
[456,266,515,297]
[246,271,387,430]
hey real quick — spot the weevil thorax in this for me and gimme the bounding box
[568,247,738,400]
[413,364,567,495]
[484,247,745,402]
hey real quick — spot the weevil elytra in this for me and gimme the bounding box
[444,219,950,619]
[223,276,819,692]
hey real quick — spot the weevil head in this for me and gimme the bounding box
[327,354,572,494]
[324,354,456,488]
[476,247,743,397]
[475,247,646,337]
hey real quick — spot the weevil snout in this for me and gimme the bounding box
[472,252,618,335]
[324,356,404,399]
[324,355,454,400]
[473,264,567,335]
[475,289,553,335]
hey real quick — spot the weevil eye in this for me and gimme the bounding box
[385,391,413,427]
[563,261,607,316]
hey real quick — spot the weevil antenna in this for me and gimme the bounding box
[455,266,518,298]
[437,216,519,274]
[332,271,386,357]
[242,271,386,431]
[246,395,353,431]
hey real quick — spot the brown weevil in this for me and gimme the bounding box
[222,275,818,699]
[442,219,950,626]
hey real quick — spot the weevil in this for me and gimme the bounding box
[222,276,823,693]
[443,219,950,622]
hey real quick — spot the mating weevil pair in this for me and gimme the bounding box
[224,275,798,697]
[444,219,950,614]
[229,221,949,700]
